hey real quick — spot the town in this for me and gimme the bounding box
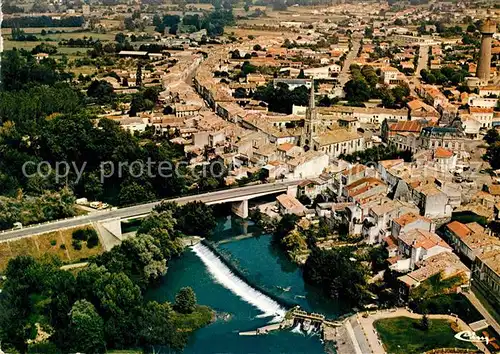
[0,0,500,353]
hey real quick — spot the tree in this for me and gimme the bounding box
[69,300,105,354]
[274,214,299,242]
[303,247,369,306]
[420,313,430,331]
[466,24,477,33]
[115,32,126,44]
[173,201,216,237]
[485,142,500,169]
[119,181,155,206]
[484,128,500,145]
[174,287,197,314]
[87,80,115,104]
[344,77,371,104]
[297,69,306,79]
[136,62,143,87]
[137,301,177,346]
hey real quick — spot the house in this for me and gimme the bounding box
[469,107,494,129]
[175,104,202,118]
[398,252,470,299]
[433,147,457,172]
[391,212,434,239]
[407,99,439,121]
[382,120,425,141]
[343,178,387,203]
[378,159,405,187]
[380,66,402,86]
[411,183,452,219]
[276,193,307,216]
[459,115,482,139]
[34,53,50,62]
[297,178,330,202]
[394,229,452,271]
[362,199,419,245]
[287,150,329,179]
[444,221,500,263]
[472,249,500,311]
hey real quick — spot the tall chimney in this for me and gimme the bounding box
[476,19,497,83]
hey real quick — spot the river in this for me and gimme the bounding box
[147,216,349,353]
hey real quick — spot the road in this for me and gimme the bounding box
[338,37,362,87]
[409,44,429,96]
[0,180,301,242]
[333,36,362,97]
[415,44,429,78]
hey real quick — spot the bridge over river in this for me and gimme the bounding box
[0,180,302,243]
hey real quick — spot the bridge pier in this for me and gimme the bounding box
[231,200,249,219]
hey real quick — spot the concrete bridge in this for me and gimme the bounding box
[0,180,301,243]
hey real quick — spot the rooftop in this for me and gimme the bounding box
[313,129,361,146]
[399,229,451,250]
[434,147,453,159]
[476,249,500,276]
[276,193,306,211]
[393,212,430,227]
[399,252,468,286]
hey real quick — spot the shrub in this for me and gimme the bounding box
[50,239,57,246]
[72,228,98,243]
[72,229,89,241]
[60,244,66,250]
[72,239,82,251]
[87,232,99,249]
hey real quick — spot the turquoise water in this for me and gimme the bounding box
[147,216,345,353]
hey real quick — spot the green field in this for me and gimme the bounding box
[412,293,483,324]
[374,317,476,354]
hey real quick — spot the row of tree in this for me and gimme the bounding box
[3,16,84,28]
[154,9,235,36]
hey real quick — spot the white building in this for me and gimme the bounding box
[394,229,452,271]
[287,150,329,179]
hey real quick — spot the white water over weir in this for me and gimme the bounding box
[191,243,286,322]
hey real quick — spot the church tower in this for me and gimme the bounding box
[301,80,317,150]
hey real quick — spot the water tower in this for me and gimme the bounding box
[476,19,497,83]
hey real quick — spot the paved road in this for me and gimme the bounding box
[0,180,301,242]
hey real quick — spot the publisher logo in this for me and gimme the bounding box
[455,331,489,344]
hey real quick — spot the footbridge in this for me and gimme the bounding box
[0,180,301,243]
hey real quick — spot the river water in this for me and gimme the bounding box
[147,216,348,353]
